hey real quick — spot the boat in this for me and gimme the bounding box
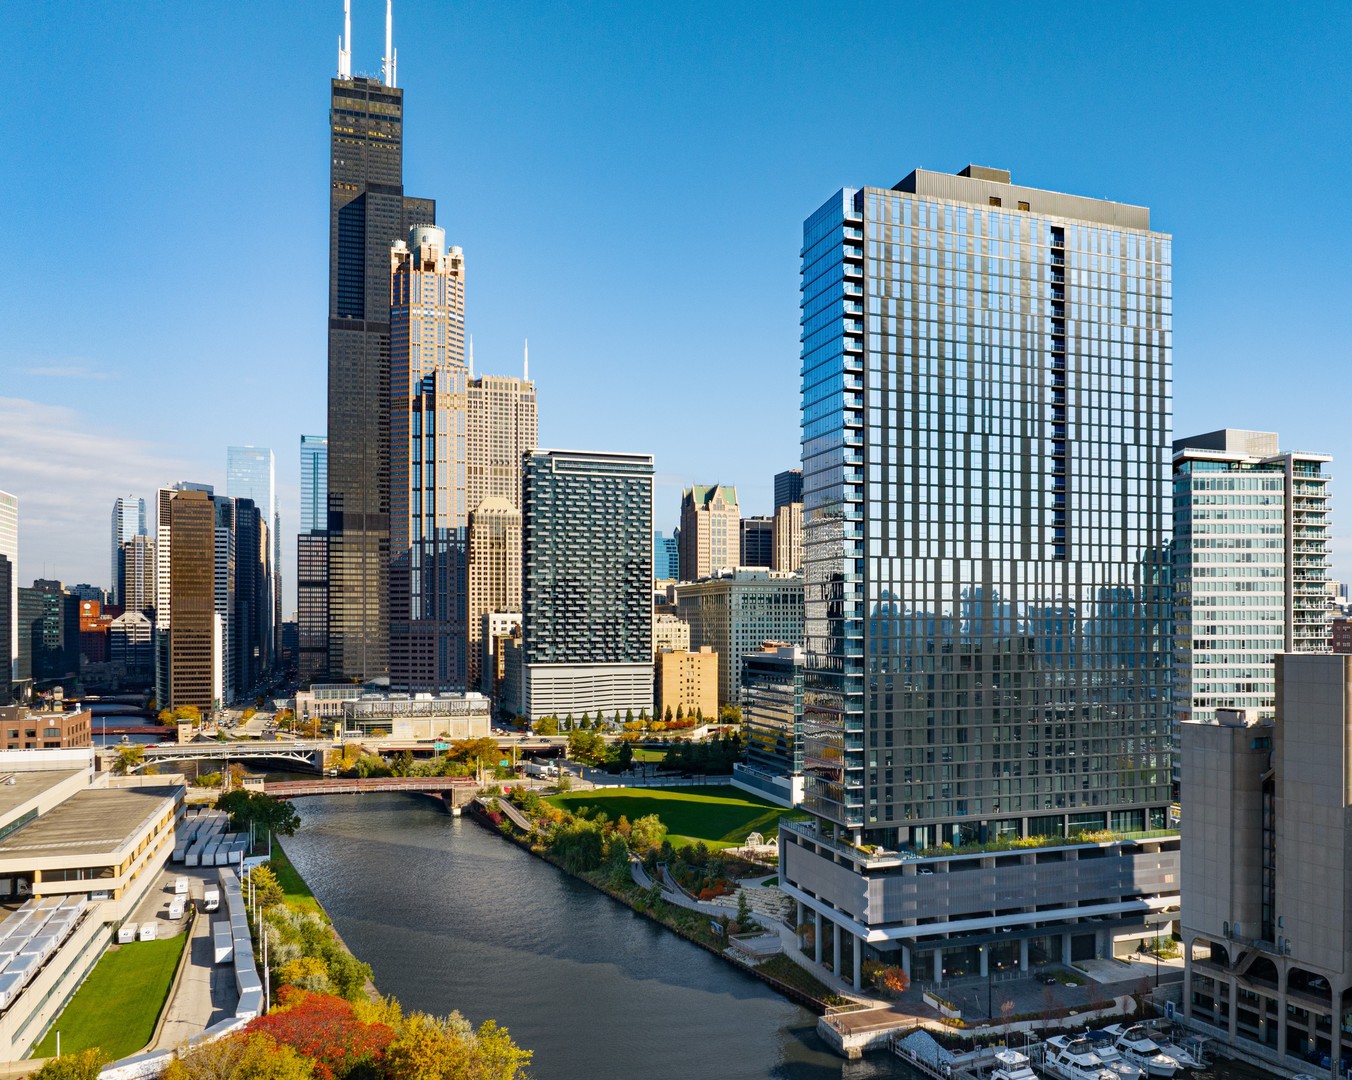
[1082,1033,1143,1080]
[1043,1035,1118,1080]
[992,1049,1041,1080]
[1101,1025,1184,1077]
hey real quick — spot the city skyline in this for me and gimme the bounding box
[3,2,1350,604]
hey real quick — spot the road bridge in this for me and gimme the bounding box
[262,776,552,808]
[132,740,335,772]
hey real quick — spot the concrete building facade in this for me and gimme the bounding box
[675,570,804,706]
[1181,655,1352,1074]
[467,497,521,693]
[655,646,718,721]
[772,500,803,573]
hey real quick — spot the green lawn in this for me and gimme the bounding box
[546,785,802,849]
[268,841,324,917]
[629,748,666,763]
[33,931,188,1059]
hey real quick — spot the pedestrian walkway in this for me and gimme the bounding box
[150,910,238,1051]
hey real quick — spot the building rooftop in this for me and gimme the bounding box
[0,785,180,860]
[0,771,83,824]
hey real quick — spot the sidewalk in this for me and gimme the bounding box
[149,907,238,1051]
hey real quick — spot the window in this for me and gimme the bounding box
[989,196,1002,207]
[1017,201,1030,212]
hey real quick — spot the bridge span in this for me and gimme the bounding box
[261,776,551,807]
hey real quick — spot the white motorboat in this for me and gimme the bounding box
[1153,1036,1204,1070]
[1044,1035,1118,1080]
[1101,1025,1184,1078]
[1089,1039,1144,1080]
[992,1049,1041,1080]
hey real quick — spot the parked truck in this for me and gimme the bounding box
[203,885,220,912]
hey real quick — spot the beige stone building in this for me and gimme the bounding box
[467,498,522,690]
[678,484,739,581]
[655,646,718,720]
[1182,653,1352,1072]
[772,500,802,572]
[653,612,691,657]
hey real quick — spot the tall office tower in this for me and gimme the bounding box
[233,499,271,693]
[0,554,9,704]
[1173,429,1332,729]
[213,497,237,706]
[653,531,679,580]
[118,534,156,616]
[467,369,537,515]
[300,435,329,534]
[19,581,79,683]
[388,225,468,692]
[674,569,804,706]
[298,435,329,681]
[740,516,774,568]
[772,499,803,573]
[327,6,435,684]
[155,482,213,706]
[226,446,276,674]
[774,469,803,509]
[780,166,1176,990]
[465,359,537,692]
[109,495,147,605]
[521,450,654,721]
[678,484,739,581]
[467,497,521,692]
[0,491,15,687]
[168,489,219,711]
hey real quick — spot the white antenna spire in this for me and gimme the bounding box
[523,339,529,381]
[468,335,475,378]
[383,0,397,88]
[338,0,351,78]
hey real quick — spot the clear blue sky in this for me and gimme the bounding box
[2,1,1350,609]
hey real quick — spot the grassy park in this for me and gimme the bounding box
[33,931,188,1060]
[268,840,324,917]
[545,785,801,849]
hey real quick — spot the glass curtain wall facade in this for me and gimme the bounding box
[800,167,1174,850]
[110,496,147,606]
[327,74,435,682]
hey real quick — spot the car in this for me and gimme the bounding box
[1041,975,1059,986]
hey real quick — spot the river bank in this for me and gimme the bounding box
[465,795,852,1014]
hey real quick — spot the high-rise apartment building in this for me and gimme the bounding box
[299,435,329,682]
[653,531,679,581]
[1173,429,1331,728]
[780,166,1176,989]
[521,450,654,721]
[109,496,147,606]
[168,489,219,711]
[739,516,773,569]
[772,499,803,573]
[327,10,436,683]
[467,497,521,693]
[0,491,15,692]
[388,225,468,692]
[675,569,804,706]
[212,497,236,706]
[774,469,803,509]
[678,484,739,581]
[18,581,79,684]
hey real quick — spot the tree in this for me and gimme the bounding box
[449,737,501,777]
[112,744,145,775]
[676,703,684,721]
[217,790,301,839]
[31,1049,110,1080]
[534,715,559,735]
[628,813,667,853]
[719,704,742,724]
[247,864,285,908]
[565,712,575,731]
[227,762,248,790]
[567,729,607,767]
[625,708,634,725]
[737,890,751,926]
[665,705,674,723]
[161,1032,314,1080]
[616,741,634,771]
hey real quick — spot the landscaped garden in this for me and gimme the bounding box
[544,784,800,849]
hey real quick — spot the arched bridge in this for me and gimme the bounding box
[131,739,336,772]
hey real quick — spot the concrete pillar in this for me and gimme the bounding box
[1182,938,1193,1021]
[853,934,863,991]
[1228,976,1239,1041]
[833,921,841,975]
[933,948,943,985]
[1019,938,1030,973]
[814,911,822,965]
[902,944,912,979]
[1062,933,1073,965]
[980,946,989,977]
[796,900,804,928]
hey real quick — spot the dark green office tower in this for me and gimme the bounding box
[327,43,435,682]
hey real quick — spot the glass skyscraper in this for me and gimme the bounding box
[300,435,328,535]
[110,495,147,606]
[781,165,1177,989]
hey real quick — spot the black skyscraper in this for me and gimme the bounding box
[327,65,434,682]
